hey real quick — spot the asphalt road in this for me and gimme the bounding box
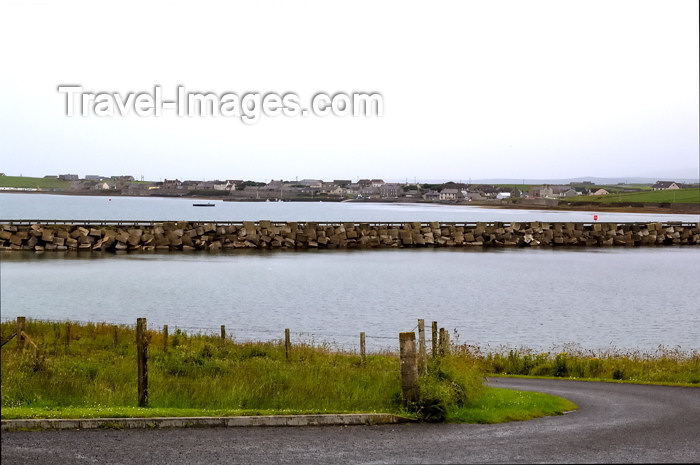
[2,378,698,464]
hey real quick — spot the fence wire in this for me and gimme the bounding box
[1,317,448,410]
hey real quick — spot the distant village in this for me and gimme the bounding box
[0,173,695,206]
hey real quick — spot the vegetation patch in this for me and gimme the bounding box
[0,176,71,190]
[448,387,576,423]
[476,346,700,385]
[3,320,696,425]
[566,188,700,205]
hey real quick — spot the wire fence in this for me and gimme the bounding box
[1,316,443,411]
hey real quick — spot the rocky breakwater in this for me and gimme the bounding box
[1,221,699,252]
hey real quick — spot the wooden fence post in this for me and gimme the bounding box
[64,322,71,351]
[285,328,291,361]
[360,332,366,365]
[431,321,438,358]
[444,330,450,355]
[439,328,445,357]
[136,318,148,407]
[17,317,26,351]
[163,325,168,353]
[399,332,419,406]
[418,319,427,374]
[113,326,118,348]
[221,325,226,342]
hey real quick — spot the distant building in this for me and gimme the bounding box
[463,192,484,201]
[58,174,79,181]
[422,190,440,201]
[85,175,105,181]
[529,185,554,198]
[91,182,111,190]
[225,180,244,191]
[591,189,610,196]
[162,179,181,189]
[263,180,285,191]
[111,175,135,182]
[196,181,216,190]
[652,181,681,190]
[439,188,461,201]
[559,188,579,198]
[380,183,403,198]
[297,179,323,188]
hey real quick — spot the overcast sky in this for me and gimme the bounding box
[1,0,698,183]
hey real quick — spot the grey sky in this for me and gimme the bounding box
[1,0,698,182]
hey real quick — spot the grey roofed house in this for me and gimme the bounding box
[297,179,323,188]
[464,191,484,201]
[559,188,578,197]
[162,179,181,189]
[196,181,216,190]
[423,190,440,201]
[652,181,681,190]
[380,183,403,198]
[263,180,285,190]
[439,188,461,201]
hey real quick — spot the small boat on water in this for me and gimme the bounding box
[193,202,216,207]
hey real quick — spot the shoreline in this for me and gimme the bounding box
[2,190,698,215]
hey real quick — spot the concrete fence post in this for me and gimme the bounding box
[418,319,427,374]
[360,332,366,365]
[285,328,291,361]
[399,332,419,406]
[16,316,26,351]
[136,318,148,407]
[431,321,438,359]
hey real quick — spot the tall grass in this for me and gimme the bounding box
[472,345,700,385]
[5,320,694,424]
[1,320,402,413]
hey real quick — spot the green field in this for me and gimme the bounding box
[567,188,700,204]
[0,176,71,190]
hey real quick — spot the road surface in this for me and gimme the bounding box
[2,378,698,464]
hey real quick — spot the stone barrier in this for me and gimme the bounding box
[1,221,699,251]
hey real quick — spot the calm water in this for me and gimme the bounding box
[2,248,699,353]
[2,193,699,353]
[1,192,699,223]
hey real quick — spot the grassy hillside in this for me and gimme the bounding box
[0,176,71,190]
[567,188,700,204]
